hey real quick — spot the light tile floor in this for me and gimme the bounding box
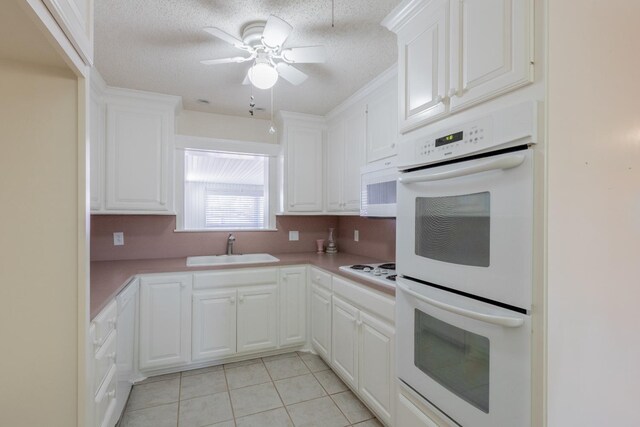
[119,351,383,427]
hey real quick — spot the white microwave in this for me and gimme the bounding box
[360,157,398,217]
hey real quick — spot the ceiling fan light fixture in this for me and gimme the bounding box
[248,62,279,90]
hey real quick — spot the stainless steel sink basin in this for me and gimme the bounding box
[186,253,280,267]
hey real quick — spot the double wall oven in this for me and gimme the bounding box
[396,102,537,427]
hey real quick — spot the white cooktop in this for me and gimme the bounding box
[338,263,397,288]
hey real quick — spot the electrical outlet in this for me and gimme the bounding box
[354,230,359,242]
[113,232,124,246]
[289,230,299,241]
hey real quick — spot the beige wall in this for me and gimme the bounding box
[547,1,640,425]
[177,109,277,144]
[0,60,80,426]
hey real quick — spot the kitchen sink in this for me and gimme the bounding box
[186,253,280,267]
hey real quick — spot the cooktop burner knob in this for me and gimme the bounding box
[372,268,382,276]
[363,267,372,272]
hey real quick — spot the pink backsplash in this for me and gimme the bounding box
[91,215,396,262]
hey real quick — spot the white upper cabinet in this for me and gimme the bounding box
[397,0,448,132]
[366,80,398,163]
[277,112,325,214]
[449,0,533,111]
[326,108,366,213]
[42,0,94,64]
[90,80,181,214]
[383,0,534,133]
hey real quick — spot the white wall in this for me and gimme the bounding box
[177,109,277,144]
[546,1,640,425]
[0,59,81,426]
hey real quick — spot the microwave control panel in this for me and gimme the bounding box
[413,116,494,166]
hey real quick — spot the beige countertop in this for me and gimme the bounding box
[91,252,395,320]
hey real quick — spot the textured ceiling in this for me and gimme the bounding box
[94,0,399,118]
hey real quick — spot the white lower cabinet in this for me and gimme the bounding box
[359,311,395,423]
[139,274,192,370]
[328,276,396,426]
[280,266,307,347]
[192,289,237,361]
[310,282,332,360]
[237,284,278,353]
[331,296,360,388]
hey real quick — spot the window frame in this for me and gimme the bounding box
[174,135,279,232]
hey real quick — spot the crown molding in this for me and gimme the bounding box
[381,0,434,32]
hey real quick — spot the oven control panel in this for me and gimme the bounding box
[399,101,537,170]
[414,116,494,166]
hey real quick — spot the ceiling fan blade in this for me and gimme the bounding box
[276,62,308,86]
[200,56,251,65]
[281,46,326,63]
[262,15,293,48]
[242,74,250,85]
[203,27,247,49]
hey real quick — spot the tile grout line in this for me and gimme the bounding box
[175,372,182,427]
[262,354,297,426]
[221,364,237,427]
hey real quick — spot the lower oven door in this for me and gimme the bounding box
[397,277,531,427]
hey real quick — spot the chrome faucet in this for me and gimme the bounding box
[226,233,236,255]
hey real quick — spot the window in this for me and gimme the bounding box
[182,149,270,230]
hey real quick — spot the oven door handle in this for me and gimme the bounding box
[397,282,524,328]
[398,154,526,184]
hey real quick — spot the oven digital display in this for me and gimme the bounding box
[435,131,463,147]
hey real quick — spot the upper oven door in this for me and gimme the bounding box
[397,148,533,310]
[396,277,531,427]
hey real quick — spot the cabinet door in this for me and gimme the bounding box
[366,84,398,163]
[280,267,307,347]
[139,274,191,370]
[310,283,332,360]
[237,284,278,353]
[398,0,448,133]
[343,108,366,211]
[192,289,237,361]
[41,0,93,64]
[326,121,345,212]
[105,103,172,212]
[331,296,359,388]
[359,311,395,424]
[286,125,324,212]
[89,85,104,211]
[449,0,533,112]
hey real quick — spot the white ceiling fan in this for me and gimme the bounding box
[200,15,326,90]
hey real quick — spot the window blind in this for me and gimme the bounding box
[183,150,268,230]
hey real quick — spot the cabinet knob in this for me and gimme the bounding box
[93,338,103,347]
[239,295,245,303]
[391,143,396,148]
[448,88,457,98]
[107,390,115,399]
[108,318,117,328]
[229,297,236,304]
[282,277,287,282]
[435,95,444,104]
[315,276,320,281]
[356,319,363,327]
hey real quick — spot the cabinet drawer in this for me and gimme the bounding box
[194,268,278,289]
[94,330,117,395]
[332,276,395,323]
[309,267,331,290]
[95,365,117,427]
[92,299,117,348]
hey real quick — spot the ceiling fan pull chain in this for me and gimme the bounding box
[332,0,335,27]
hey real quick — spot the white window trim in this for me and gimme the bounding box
[174,135,279,232]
